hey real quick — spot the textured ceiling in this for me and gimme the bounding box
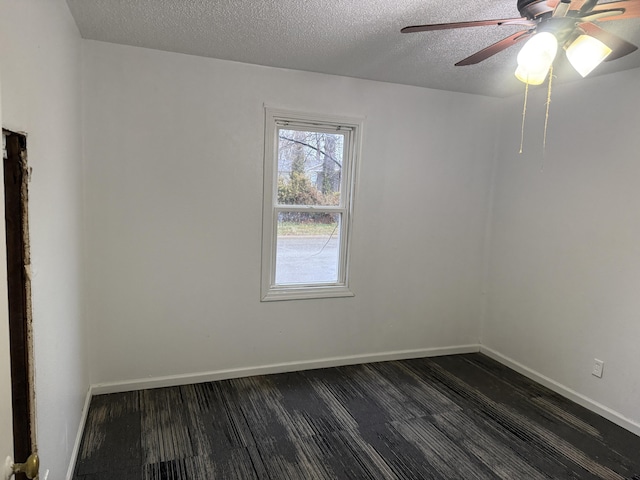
[66,0,640,97]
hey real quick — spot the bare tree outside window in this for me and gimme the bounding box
[275,129,344,285]
[261,109,360,301]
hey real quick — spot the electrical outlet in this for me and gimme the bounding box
[592,359,604,378]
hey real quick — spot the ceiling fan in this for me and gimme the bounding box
[402,0,640,83]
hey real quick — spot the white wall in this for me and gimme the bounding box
[0,0,87,478]
[82,41,498,386]
[484,67,640,427]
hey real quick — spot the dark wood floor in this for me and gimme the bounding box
[72,354,640,479]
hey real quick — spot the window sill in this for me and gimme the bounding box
[261,285,354,302]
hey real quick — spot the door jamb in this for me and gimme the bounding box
[2,129,35,466]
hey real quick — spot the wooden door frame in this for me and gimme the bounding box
[2,129,35,466]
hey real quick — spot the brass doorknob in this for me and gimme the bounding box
[13,452,39,479]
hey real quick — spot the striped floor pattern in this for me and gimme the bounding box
[72,354,640,479]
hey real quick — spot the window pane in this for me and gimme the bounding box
[277,129,344,206]
[275,212,341,285]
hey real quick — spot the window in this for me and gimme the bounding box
[261,108,361,301]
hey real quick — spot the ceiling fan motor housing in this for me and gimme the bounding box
[518,0,555,19]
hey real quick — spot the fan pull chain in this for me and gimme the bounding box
[519,80,529,154]
[543,65,554,153]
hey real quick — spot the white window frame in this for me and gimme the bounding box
[261,107,361,301]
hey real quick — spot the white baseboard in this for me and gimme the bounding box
[91,344,481,395]
[66,385,93,480]
[480,346,640,437]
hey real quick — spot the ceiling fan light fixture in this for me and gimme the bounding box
[515,64,550,85]
[515,32,558,84]
[565,34,612,77]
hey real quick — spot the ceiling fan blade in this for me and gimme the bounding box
[401,18,534,33]
[577,22,638,60]
[591,0,640,20]
[455,31,533,66]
